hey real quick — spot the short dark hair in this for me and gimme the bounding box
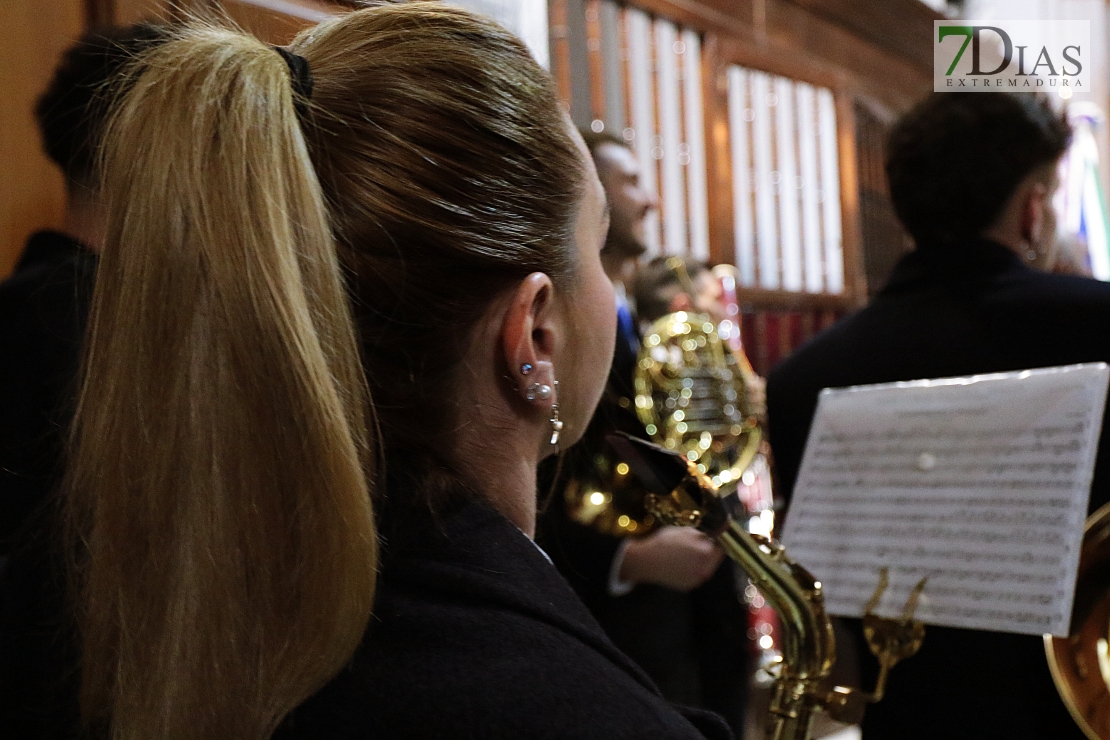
[578,128,629,162]
[885,93,1071,247]
[35,23,170,190]
[633,256,708,324]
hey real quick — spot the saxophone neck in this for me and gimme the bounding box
[715,520,835,681]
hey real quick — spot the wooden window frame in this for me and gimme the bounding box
[550,0,868,311]
[712,36,867,310]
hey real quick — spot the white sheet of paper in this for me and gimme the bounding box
[780,363,1109,637]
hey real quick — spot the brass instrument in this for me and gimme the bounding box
[566,256,925,738]
[635,309,761,490]
[565,258,763,537]
[564,443,660,536]
[1046,501,1110,739]
[609,433,928,740]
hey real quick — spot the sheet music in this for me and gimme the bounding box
[780,364,1109,636]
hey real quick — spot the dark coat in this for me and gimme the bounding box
[536,319,749,733]
[0,231,96,554]
[766,237,1110,740]
[277,499,732,740]
[0,230,95,738]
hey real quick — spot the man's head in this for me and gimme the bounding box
[885,93,1071,251]
[633,256,724,325]
[36,23,170,195]
[580,130,659,282]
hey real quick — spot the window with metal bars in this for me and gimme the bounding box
[554,2,709,258]
[727,67,844,294]
[555,0,847,297]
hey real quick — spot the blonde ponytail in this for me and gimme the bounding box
[67,24,376,739]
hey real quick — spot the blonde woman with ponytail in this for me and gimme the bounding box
[62,4,731,739]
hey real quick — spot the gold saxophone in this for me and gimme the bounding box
[609,432,927,740]
[562,256,926,737]
[599,258,926,738]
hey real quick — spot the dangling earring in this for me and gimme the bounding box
[549,380,563,446]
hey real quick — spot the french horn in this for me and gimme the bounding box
[565,258,764,537]
[635,309,761,487]
[1046,501,1110,739]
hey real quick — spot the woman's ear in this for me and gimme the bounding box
[501,272,559,405]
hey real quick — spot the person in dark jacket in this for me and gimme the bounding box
[0,23,167,556]
[43,8,732,739]
[767,92,1108,740]
[537,133,749,735]
[277,499,730,740]
[0,24,171,739]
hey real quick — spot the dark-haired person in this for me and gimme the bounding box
[633,256,724,326]
[0,23,170,739]
[537,135,748,735]
[582,129,659,390]
[1,22,167,558]
[9,8,734,740]
[767,92,1109,739]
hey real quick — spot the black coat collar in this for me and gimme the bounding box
[14,231,89,273]
[880,237,1028,296]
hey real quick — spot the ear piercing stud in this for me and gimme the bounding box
[526,383,552,401]
[521,372,562,445]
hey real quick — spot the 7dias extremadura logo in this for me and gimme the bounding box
[934,21,1090,94]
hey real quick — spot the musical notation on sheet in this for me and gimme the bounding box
[781,364,1109,636]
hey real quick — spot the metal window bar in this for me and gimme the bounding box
[655,18,686,256]
[728,66,757,287]
[682,28,710,262]
[624,6,661,254]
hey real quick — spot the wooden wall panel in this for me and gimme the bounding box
[835,91,867,305]
[220,0,336,45]
[0,0,85,279]
[114,0,174,24]
[854,99,912,294]
[114,0,337,40]
[0,0,352,280]
[564,0,593,128]
[627,0,934,114]
[701,33,734,268]
[87,0,116,28]
[584,0,606,124]
[764,1,931,113]
[783,0,936,71]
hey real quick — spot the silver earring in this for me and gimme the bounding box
[526,383,552,401]
[521,363,533,375]
[549,380,563,446]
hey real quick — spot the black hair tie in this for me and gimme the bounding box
[272,46,313,120]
